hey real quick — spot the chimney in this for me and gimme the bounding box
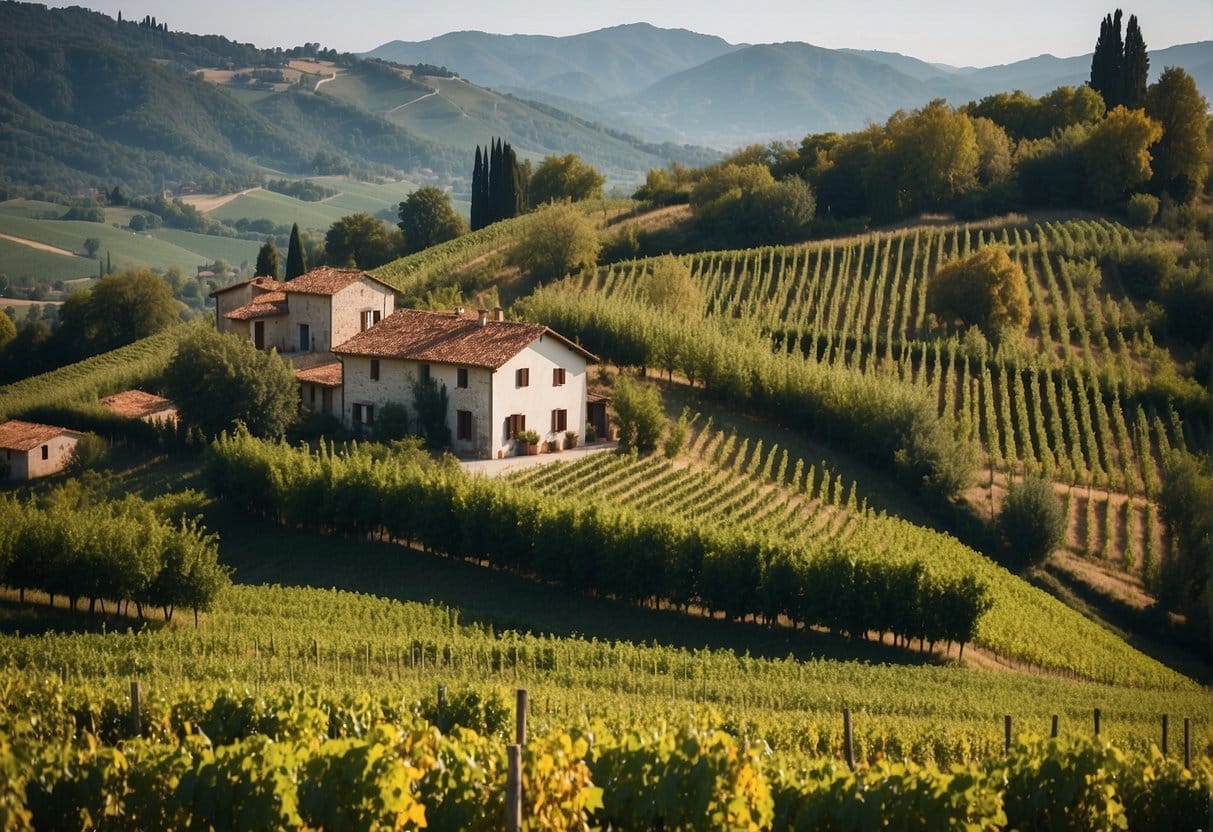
[478,309,488,327]
[493,306,505,322]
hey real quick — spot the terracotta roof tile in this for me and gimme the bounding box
[101,390,174,419]
[333,308,596,369]
[209,276,285,298]
[285,266,394,296]
[294,362,343,388]
[225,292,288,320]
[0,420,78,452]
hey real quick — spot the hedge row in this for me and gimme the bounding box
[208,431,991,654]
[0,486,228,623]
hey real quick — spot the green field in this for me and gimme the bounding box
[207,187,352,231]
[0,199,68,219]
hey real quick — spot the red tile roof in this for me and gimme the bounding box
[209,276,285,298]
[333,308,596,369]
[285,266,396,296]
[225,291,288,320]
[0,420,78,452]
[294,361,343,388]
[101,390,174,419]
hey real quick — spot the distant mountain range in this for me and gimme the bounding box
[368,25,1213,147]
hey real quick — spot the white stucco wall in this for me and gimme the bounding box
[5,433,79,480]
[492,335,588,457]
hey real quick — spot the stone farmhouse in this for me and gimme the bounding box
[0,420,84,480]
[334,308,597,458]
[211,267,598,456]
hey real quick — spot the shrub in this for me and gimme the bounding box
[998,476,1065,567]
[1125,193,1159,227]
[611,376,665,454]
[927,246,1030,341]
[65,433,108,475]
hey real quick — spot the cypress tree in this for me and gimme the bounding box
[490,139,503,222]
[1090,9,1124,108]
[501,141,519,220]
[471,145,485,230]
[1121,15,1148,109]
[285,223,307,279]
[478,143,492,226]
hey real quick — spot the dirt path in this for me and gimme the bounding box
[0,232,78,257]
[0,296,64,307]
[180,187,260,213]
[314,71,337,92]
[386,90,437,115]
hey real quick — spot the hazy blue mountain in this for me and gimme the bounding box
[366,23,742,100]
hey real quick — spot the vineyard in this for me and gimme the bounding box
[521,219,1209,583]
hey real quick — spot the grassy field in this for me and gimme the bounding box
[206,187,351,231]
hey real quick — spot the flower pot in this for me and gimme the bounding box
[524,443,539,456]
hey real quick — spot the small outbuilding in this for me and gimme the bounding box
[101,390,178,425]
[0,420,85,481]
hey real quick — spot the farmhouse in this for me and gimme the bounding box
[101,389,177,425]
[0,420,84,481]
[210,267,396,355]
[333,308,597,458]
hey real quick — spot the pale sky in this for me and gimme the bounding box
[39,0,1213,68]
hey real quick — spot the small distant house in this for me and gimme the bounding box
[0,420,84,481]
[101,390,177,425]
[333,307,597,458]
[210,267,396,355]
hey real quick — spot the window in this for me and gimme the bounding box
[457,367,468,388]
[420,364,431,382]
[370,359,380,381]
[551,409,567,432]
[457,409,472,441]
[516,367,530,387]
[41,445,49,460]
[553,367,566,386]
[506,413,526,440]
[352,403,375,426]
[360,310,382,331]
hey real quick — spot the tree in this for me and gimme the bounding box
[410,374,450,449]
[285,223,308,279]
[883,100,980,214]
[163,328,299,439]
[57,269,179,356]
[255,238,280,278]
[397,186,467,254]
[1156,450,1211,646]
[508,202,600,283]
[970,117,1013,185]
[611,375,665,454]
[1145,67,1209,203]
[0,310,14,353]
[643,256,702,319]
[83,237,101,258]
[324,213,403,270]
[528,154,606,205]
[1090,9,1124,108]
[470,145,487,231]
[1081,105,1163,206]
[928,246,1030,339]
[1121,14,1148,109]
[999,476,1065,567]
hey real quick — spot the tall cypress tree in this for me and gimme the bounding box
[1121,14,1148,109]
[1090,9,1124,108]
[285,222,307,280]
[501,142,519,220]
[471,145,485,230]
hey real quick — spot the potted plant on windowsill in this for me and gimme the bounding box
[517,429,541,455]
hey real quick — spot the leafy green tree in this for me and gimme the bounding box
[374,401,412,442]
[1156,450,1211,645]
[163,328,299,438]
[999,476,1065,567]
[970,117,1013,185]
[324,213,403,270]
[1145,67,1209,203]
[57,269,179,357]
[928,246,1030,339]
[1125,193,1159,226]
[396,186,467,254]
[881,100,980,215]
[83,237,101,258]
[410,374,450,449]
[1082,105,1163,206]
[1121,14,1148,109]
[65,433,108,475]
[528,154,605,205]
[0,310,14,353]
[255,237,280,278]
[508,202,600,283]
[611,375,665,455]
[285,222,308,279]
[643,256,702,319]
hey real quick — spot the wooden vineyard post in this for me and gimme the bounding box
[129,680,142,738]
[1162,715,1168,756]
[1004,715,1012,753]
[1050,715,1059,738]
[1093,707,1101,737]
[515,688,528,746]
[842,708,856,771]
[437,684,446,729]
[505,743,522,832]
